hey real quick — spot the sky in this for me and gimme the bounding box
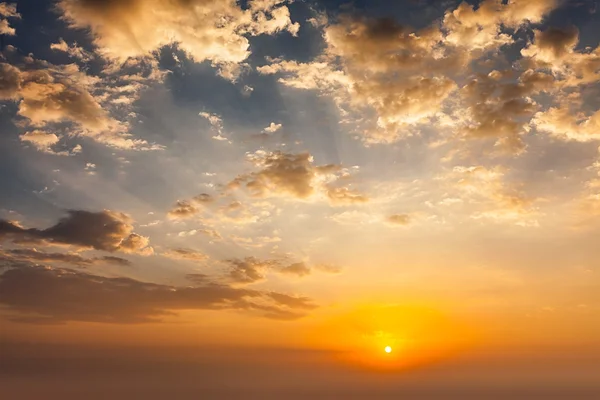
[1,0,600,398]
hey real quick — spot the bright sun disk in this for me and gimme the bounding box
[385,346,392,353]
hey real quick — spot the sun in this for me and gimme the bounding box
[384,346,392,354]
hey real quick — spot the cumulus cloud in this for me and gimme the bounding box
[19,130,60,154]
[532,107,600,142]
[263,122,282,133]
[228,151,367,204]
[57,0,299,75]
[0,210,154,255]
[452,69,555,152]
[226,257,278,285]
[259,1,561,144]
[50,38,94,62]
[0,2,20,36]
[0,59,161,151]
[443,0,557,52]
[168,194,214,219]
[0,264,315,323]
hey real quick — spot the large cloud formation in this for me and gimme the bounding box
[0,56,162,151]
[0,264,316,323]
[258,0,600,149]
[58,0,299,79]
[0,210,153,255]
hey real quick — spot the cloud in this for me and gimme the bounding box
[0,264,315,323]
[0,248,131,267]
[162,248,208,262]
[168,201,200,220]
[443,0,557,52]
[50,38,94,62]
[386,214,411,226]
[225,257,316,283]
[0,2,20,36]
[228,151,367,204]
[199,112,232,142]
[279,262,311,277]
[326,186,369,205]
[0,62,21,99]
[226,257,278,285]
[260,1,560,144]
[532,107,600,142]
[0,210,154,255]
[445,166,541,226]
[452,69,555,152]
[315,264,342,274]
[0,59,161,151]
[168,194,214,219]
[19,130,60,154]
[263,122,282,133]
[57,0,299,75]
[521,26,579,64]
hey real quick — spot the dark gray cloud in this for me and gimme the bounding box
[0,264,315,324]
[0,210,153,255]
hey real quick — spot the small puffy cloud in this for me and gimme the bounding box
[199,112,231,142]
[386,214,411,226]
[118,233,154,256]
[228,151,367,204]
[226,257,278,285]
[0,210,154,255]
[279,262,311,277]
[167,194,214,219]
[326,186,369,205]
[0,264,315,323]
[162,248,208,262]
[50,38,94,62]
[263,122,282,133]
[168,201,200,220]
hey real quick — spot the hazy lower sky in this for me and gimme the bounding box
[1,0,600,398]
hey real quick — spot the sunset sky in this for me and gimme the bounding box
[1,0,600,398]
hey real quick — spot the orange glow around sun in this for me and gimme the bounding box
[306,302,479,371]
